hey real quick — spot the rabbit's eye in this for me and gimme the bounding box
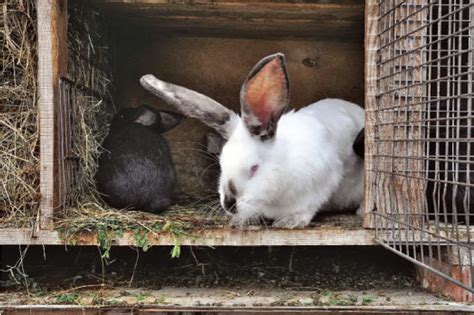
[250,164,259,178]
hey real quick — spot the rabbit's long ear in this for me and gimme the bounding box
[158,110,184,133]
[140,75,239,139]
[240,53,290,141]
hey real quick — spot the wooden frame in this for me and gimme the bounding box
[0,0,376,248]
[363,0,426,229]
[362,0,378,229]
[0,225,375,246]
[37,0,68,230]
[2,0,474,307]
[1,286,473,313]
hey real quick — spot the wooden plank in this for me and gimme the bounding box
[367,1,427,229]
[7,226,474,246]
[103,0,363,4]
[362,0,378,228]
[37,0,68,230]
[0,307,471,314]
[96,1,365,40]
[99,1,364,19]
[1,287,473,312]
[0,226,375,246]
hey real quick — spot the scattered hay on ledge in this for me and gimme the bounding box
[56,1,229,242]
[56,196,227,255]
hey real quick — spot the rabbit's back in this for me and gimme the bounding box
[298,98,364,140]
[97,124,176,212]
[279,98,364,162]
[279,99,365,211]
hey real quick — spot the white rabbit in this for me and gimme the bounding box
[140,53,365,228]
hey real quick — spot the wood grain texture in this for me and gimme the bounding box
[373,1,426,231]
[0,225,375,246]
[2,286,473,313]
[103,0,362,3]
[365,1,426,229]
[37,0,67,230]
[97,1,364,39]
[362,0,377,228]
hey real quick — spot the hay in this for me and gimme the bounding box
[57,0,114,215]
[57,1,226,240]
[0,0,225,234]
[0,0,39,227]
[57,196,227,242]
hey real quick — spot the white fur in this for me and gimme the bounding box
[219,98,364,228]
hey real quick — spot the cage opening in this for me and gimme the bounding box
[44,0,369,238]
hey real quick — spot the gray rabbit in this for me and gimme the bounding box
[97,105,183,213]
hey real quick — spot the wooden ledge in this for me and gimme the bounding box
[0,225,375,246]
[1,287,472,312]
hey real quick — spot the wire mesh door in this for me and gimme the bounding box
[368,0,474,294]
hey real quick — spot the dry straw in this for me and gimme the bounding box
[1,0,224,234]
[56,1,226,237]
[0,0,39,228]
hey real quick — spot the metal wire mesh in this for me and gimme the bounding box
[372,0,474,293]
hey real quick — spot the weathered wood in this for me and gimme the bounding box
[5,225,474,246]
[362,0,377,228]
[367,1,426,229]
[37,0,68,230]
[1,307,471,315]
[1,287,473,313]
[96,1,365,40]
[103,0,363,4]
[445,246,474,266]
[0,225,375,246]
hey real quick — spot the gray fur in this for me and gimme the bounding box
[140,74,238,139]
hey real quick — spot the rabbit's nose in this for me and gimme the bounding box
[224,196,237,213]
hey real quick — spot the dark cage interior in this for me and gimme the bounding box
[425,0,473,225]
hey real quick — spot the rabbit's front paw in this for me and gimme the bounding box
[272,214,312,229]
[229,215,247,228]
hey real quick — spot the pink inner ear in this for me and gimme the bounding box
[244,58,287,125]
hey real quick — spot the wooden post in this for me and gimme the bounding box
[364,1,426,229]
[37,0,68,230]
[362,0,378,228]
